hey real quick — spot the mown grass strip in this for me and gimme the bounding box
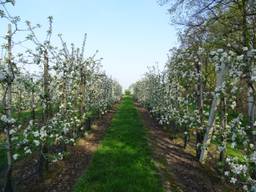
[74,96,163,192]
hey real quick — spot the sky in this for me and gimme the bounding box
[0,0,179,89]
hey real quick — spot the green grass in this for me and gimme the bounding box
[74,96,163,192]
[226,144,246,162]
[12,107,44,124]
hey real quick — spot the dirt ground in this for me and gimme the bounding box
[136,103,237,192]
[15,105,117,192]
[2,101,240,192]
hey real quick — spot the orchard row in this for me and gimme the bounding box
[132,0,256,191]
[0,1,122,191]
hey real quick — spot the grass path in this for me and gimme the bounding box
[74,96,163,192]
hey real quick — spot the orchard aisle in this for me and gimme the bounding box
[74,96,163,192]
[17,105,117,192]
[136,104,237,192]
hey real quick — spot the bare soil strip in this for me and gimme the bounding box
[17,105,117,192]
[136,103,236,192]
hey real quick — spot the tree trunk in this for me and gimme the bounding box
[4,24,14,192]
[43,49,50,122]
[18,89,22,118]
[184,126,189,149]
[38,49,50,177]
[219,96,227,162]
[31,78,35,121]
[241,0,256,152]
[79,67,85,115]
[248,86,256,144]
[195,61,204,160]
[199,61,227,163]
[62,61,68,113]
[38,144,48,178]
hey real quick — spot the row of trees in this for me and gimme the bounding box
[0,1,122,191]
[132,0,256,191]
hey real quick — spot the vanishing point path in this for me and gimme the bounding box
[73,96,235,192]
[74,96,163,192]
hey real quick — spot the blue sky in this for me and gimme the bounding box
[1,0,178,89]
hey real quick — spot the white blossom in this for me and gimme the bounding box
[12,154,19,160]
[250,151,256,163]
[230,177,237,184]
[33,140,40,146]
